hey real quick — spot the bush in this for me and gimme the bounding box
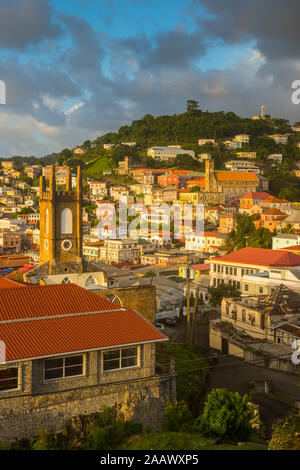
[162,401,193,432]
[84,406,143,450]
[31,432,62,450]
[268,414,300,450]
[196,388,254,441]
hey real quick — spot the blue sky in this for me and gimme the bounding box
[0,0,299,157]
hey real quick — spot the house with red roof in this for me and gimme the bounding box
[239,192,272,210]
[0,283,174,443]
[210,247,300,289]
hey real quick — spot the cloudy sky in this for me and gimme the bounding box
[0,0,299,157]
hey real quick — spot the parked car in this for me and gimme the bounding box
[155,322,165,331]
[165,317,177,326]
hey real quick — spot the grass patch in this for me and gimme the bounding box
[119,432,266,450]
[268,414,300,450]
[85,155,114,178]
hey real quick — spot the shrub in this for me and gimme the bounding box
[84,406,143,450]
[268,414,300,450]
[162,401,193,432]
[31,432,62,450]
[196,388,254,441]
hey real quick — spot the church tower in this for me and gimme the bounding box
[39,165,83,274]
[205,159,218,192]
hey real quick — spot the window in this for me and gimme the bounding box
[259,287,263,294]
[242,309,246,322]
[85,275,97,287]
[45,208,49,234]
[245,285,249,291]
[61,208,73,234]
[44,355,83,381]
[0,368,18,392]
[106,293,121,306]
[103,347,138,372]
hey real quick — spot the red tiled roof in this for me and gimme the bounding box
[215,172,258,182]
[239,192,271,200]
[192,263,210,271]
[211,247,300,267]
[0,284,166,362]
[280,245,300,251]
[262,208,286,215]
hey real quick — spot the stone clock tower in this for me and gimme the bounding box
[39,164,83,274]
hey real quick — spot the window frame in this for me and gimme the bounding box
[43,354,84,382]
[102,346,140,373]
[0,367,19,393]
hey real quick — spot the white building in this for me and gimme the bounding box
[147,147,195,161]
[268,154,283,164]
[272,233,300,250]
[225,160,260,174]
[234,134,250,144]
[185,231,228,254]
[270,135,289,145]
[198,153,212,162]
[198,139,215,146]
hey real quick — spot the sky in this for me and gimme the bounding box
[0,0,300,157]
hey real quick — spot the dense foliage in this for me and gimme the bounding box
[162,401,193,432]
[228,213,272,250]
[196,388,255,441]
[208,283,240,306]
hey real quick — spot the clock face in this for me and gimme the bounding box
[62,239,72,251]
[44,239,49,250]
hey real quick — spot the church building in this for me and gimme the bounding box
[26,164,106,288]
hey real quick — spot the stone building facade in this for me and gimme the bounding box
[0,283,175,444]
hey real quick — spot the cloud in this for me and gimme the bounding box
[0,0,63,50]
[196,0,300,61]
[1,0,300,157]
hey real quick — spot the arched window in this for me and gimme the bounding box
[85,275,97,287]
[61,208,72,234]
[45,208,49,234]
[61,277,71,284]
[106,293,121,306]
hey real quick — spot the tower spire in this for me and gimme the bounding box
[66,166,72,191]
[49,164,56,199]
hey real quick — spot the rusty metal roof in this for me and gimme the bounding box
[0,284,167,362]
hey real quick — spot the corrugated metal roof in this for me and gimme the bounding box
[211,247,300,267]
[0,309,166,362]
[0,283,118,321]
[0,284,166,361]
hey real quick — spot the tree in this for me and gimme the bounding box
[196,388,254,441]
[208,283,240,307]
[281,223,295,234]
[231,213,256,250]
[186,99,200,114]
[247,227,272,249]
[82,140,91,149]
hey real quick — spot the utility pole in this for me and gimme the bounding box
[191,287,199,344]
[185,253,191,345]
